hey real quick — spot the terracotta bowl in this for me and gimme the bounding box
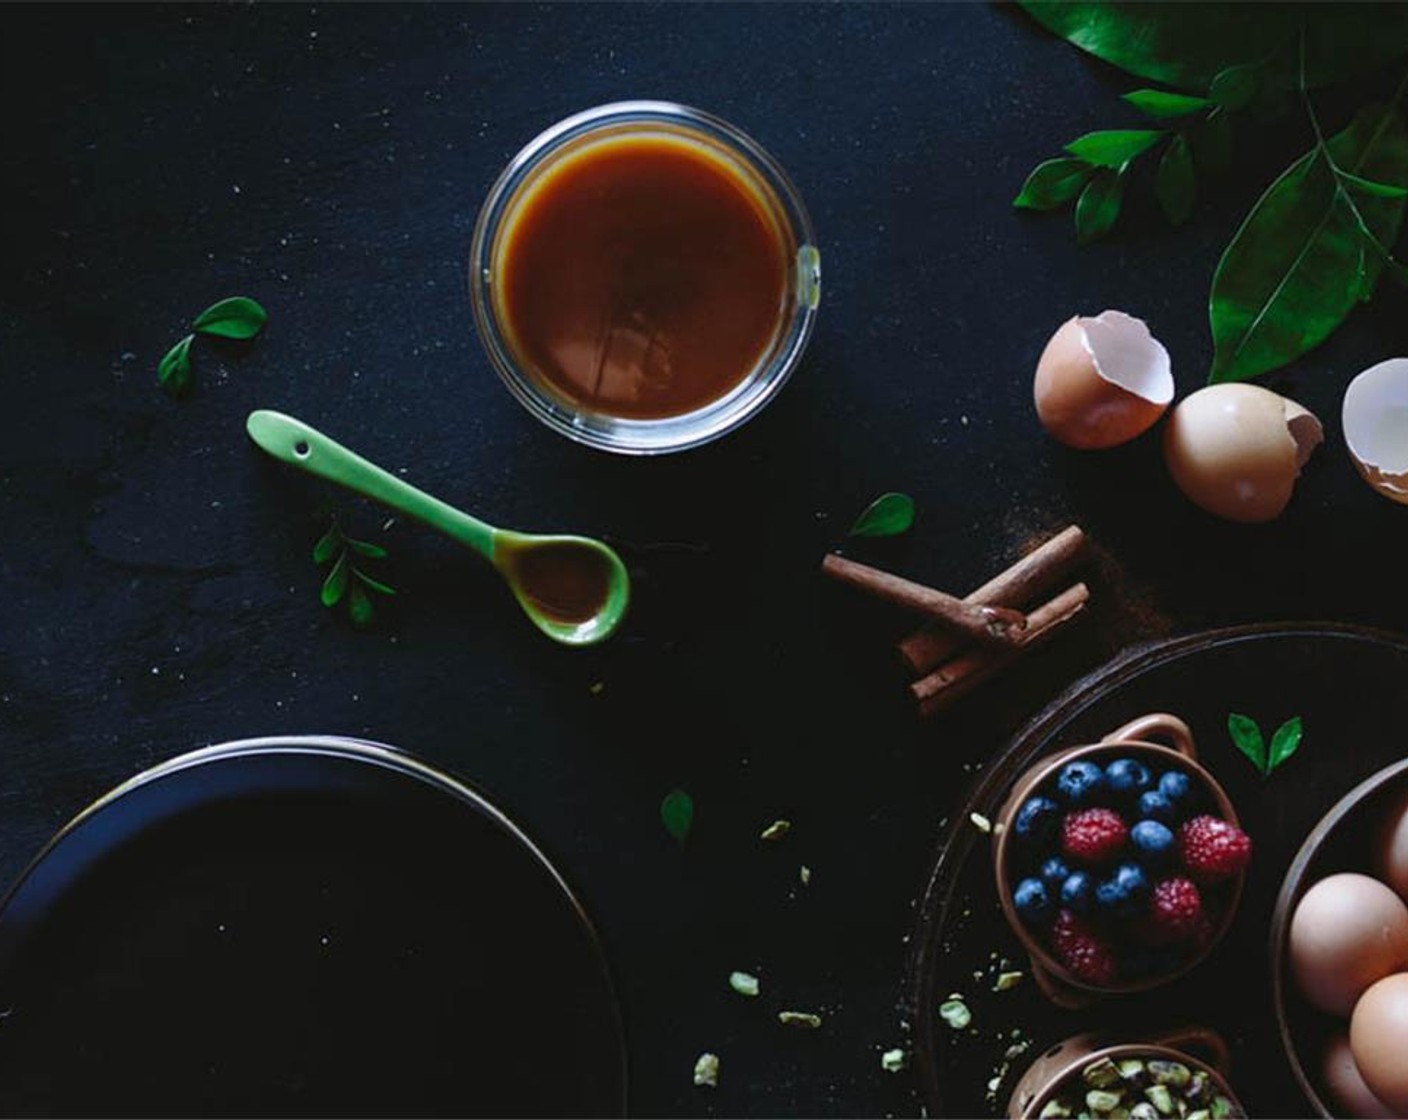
[1269,757,1408,1118]
[993,713,1246,1006]
[1007,1027,1244,1120]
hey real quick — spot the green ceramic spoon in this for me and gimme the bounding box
[246,410,629,646]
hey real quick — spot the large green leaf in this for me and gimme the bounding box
[1020,3,1408,93]
[1208,104,1408,383]
[1064,130,1165,169]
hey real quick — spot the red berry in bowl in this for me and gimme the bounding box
[1178,815,1252,883]
[1148,876,1204,943]
[1061,807,1128,866]
[1051,909,1118,985]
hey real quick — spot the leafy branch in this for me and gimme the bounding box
[313,516,396,627]
[157,296,267,396]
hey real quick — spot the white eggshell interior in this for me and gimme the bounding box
[1078,311,1174,406]
[1344,359,1408,498]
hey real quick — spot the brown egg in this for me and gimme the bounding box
[1163,384,1323,522]
[1323,1032,1398,1118]
[1351,973,1408,1113]
[1377,785,1408,902]
[1290,873,1408,1016]
[1033,310,1173,449]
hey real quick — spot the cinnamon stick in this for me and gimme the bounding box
[897,526,1088,675]
[821,553,1027,647]
[911,582,1090,718]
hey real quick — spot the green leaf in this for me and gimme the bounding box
[849,492,915,538]
[1227,713,1267,775]
[1074,168,1125,244]
[1209,63,1260,110]
[1341,171,1408,199]
[313,522,341,564]
[1122,89,1213,119]
[1019,3,1408,92]
[347,582,374,628]
[191,296,268,340]
[1268,715,1304,772]
[1064,129,1165,169]
[353,569,397,596]
[321,551,349,607]
[1195,108,1234,177]
[1208,104,1408,383]
[1013,158,1095,210]
[348,538,389,559]
[157,334,194,396]
[1157,133,1197,225]
[660,788,694,845]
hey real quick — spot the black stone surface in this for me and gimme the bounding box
[2,4,1406,1116]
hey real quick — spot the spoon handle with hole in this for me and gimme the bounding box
[245,410,497,559]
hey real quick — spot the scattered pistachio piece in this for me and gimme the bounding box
[970,812,992,833]
[1149,1062,1191,1090]
[728,970,760,997]
[1087,1089,1123,1113]
[1145,1085,1174,1116]
[988,1076,1003,1094]
[938,998,971,1030]
[1040,1101,1072,1119]
[1130,1105,1159,1120]
[589,681,605,695]
[760,819,791,841]
[993,970,1024,992]
[777,1010,822,1029]
[800,864,811,886]
[1084,1058,1122,1089]
[1118,1059,1146,1081]
[1187,1111,1210,1120]
[693,1052,719,1088]
[1210,1097,1232,1120]
[881,1048,907,1073]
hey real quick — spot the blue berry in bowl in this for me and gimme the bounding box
[1013,877,1054,926]
[1040,856,1071,892]
[1158,769,1193,805]
[1060,870,1095,913]
[1013,796,1062,844]
[1055,760,1106,806]
[1138,790,1176,823]
[1096,861,1150,916]
[1105,758,1153,799]
[1130,819,1176,865]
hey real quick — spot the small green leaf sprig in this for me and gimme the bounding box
[1227,712,1303,778]
[313,516,396,627]
[1013,63,1259,242]
[849,492,915,538]
[158,296,268,396]
[660,788,694,844]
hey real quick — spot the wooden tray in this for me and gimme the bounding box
[907,623,1408,1118]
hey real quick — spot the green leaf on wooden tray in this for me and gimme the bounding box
[660,788,694,845]
[849,492,915,538]
[1019,3,1408,93]
[1209,103,1408,383]
[192,296,268,340]
[1065,129,1165,169]
[1268,715,1304,772]
[1013,158,1095,210]
[1157,133,1196,224]
[157,334,195,396]
[1075,168,1125,244]
[321,551,350,607]
[1122,89,1212,119]
[1227,713,1266,774]
[1209,63,1261,110]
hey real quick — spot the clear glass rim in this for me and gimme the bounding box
[468,100,819,456]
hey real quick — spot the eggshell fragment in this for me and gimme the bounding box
[1323,1032,1398,1119]
[1163,383,1323,522]
[1289,873,1408,1017]
[1034,310,1173,449]
[1343,358,1408,505]
[1351,973,1408,1114]
[1377,785,1408,902]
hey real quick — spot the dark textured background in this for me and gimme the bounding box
[2,4,1406,1116]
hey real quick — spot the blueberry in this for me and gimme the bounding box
[1014,796,1062,844]
[1060,870,1095,913]
[1055,760,1106,806]
[1096,861,1150,916]
[1158,770,1193,804]
[1130,820,1177,865]
[1138,790,1176,824]
[1040,856,1071,892]
[1013,877,1054,926]
[1105,758,1153,800]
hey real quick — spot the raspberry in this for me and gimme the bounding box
[1050,909,1118,986]
[1061,808,1128,866]
[1148,877,1203,943]
[1178,815,1252,882]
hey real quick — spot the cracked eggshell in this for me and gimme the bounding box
[1163,384,1323,523]
[1033,310,1174,449]
[1344,359,1408,505]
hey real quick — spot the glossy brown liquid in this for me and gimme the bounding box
[502,541,613,625]
[495,133,789,419]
